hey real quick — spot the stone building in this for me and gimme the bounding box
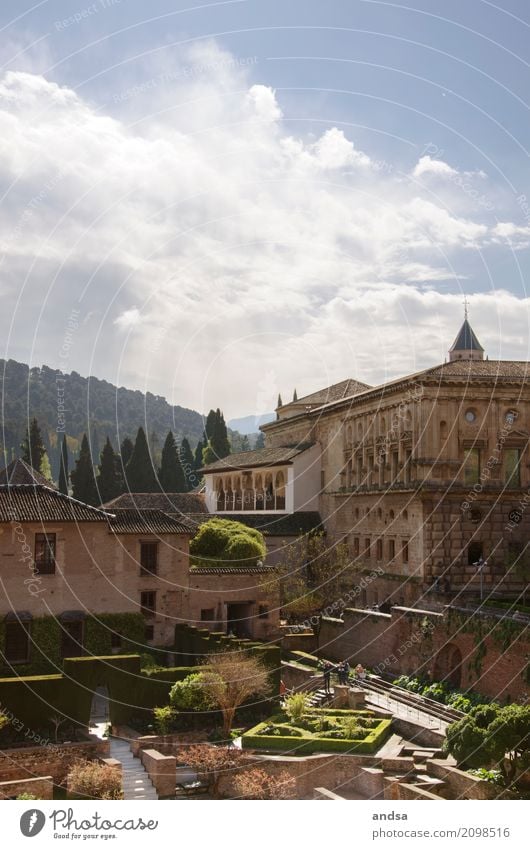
[0,470,279,672]
[202,318,530,609]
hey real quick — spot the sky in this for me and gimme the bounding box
[1,0,530,419]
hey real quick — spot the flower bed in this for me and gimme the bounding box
[241,709,391,755]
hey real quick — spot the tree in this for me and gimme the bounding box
[120,437,134,468]
[70,434,98,505]
[254,432,265,449]
[444,704,530,786]
[240,435,250,452]
[179,437,195,491]
[179,744,245,798]
[97,437,124,503]
[190,518,266,568]
[158,431,186,492]
[193,439,204,471]
[21,418,46,472]
[200,650,270,736]
[58,434,69,495]
[202,409,231,463]
[231,767,296,799]
[40,452,53,482]
[271,533,354,632]
[125,427,157,492]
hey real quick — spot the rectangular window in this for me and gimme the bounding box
[504,448,521,488]
[5,620,30,663]
[388,539,395,560]
[402,539,409,564]
[200,608,215,621]
[34,533,56,575]
[353,537,360,558]
[468,541,483,566]
[141,591,156,617]
[367,454,374,485]
[464,447,480,486]
[140,541,158,575]
[61,621,84,658]
[404,450,412,484]
[364,538,371,557]
[378,454,385,487]
[376,538,383,561]
[258,604,269,619]
[356,455,362,485]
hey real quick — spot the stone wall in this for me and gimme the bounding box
[139,748,176,798]
[0,738,108,786]
[0,776,53,799]
[318,605,529,701]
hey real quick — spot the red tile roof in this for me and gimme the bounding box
[0,485,112,523]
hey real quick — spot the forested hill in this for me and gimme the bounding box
[0,358,205,477]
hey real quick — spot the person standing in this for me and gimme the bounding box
[322,660,332,694]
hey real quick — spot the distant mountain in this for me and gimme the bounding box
[228,413,275,435]
[0,358,207,478]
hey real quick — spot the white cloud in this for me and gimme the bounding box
[413,155,459,178]
[0,43,527,416]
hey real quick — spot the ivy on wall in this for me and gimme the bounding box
[445,608,527,680]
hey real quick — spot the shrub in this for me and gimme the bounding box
[231,767,296,799]
[169,673,213,712]
[190,518,266,567]
[67,760,123,800]
[283,692,310,725]
[16,793,37,800]
[153,706,176,735]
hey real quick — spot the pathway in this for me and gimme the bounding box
[110,738,158,800]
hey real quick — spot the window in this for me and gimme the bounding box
[258,605,269,619]
[388,539,395,560]
[200,608,215,621]
[61,621,84,658]
[367,454,374,485]
[5,619,30,663]
[404,450,412,483]
[505,409,518,426]
[465,409,476,423]
[34,533,56,575]
[141,591,156,617]
[376,538,383,561]
[464,448,480,485]
[140,541,158,575]
[467,541,483,565]
[391,451,398,481]
[353,537,360,558]
[402,539,409,564]
[364,538,371,557]
[505,448,521,488]
[144,625,154,641]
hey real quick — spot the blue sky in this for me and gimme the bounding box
[1,0,530,416]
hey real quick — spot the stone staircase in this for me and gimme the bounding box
[110,738,158,800]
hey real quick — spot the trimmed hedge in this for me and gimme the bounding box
[242,716,392,755]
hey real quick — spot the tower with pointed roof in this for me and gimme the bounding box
[449,300,484,362]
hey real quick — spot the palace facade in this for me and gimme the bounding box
[201,319,530,609]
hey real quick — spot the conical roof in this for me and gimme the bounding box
[449,318,484,353]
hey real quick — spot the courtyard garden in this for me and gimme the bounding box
[242,694,391,754]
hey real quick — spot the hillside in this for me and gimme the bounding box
[228,412,274,434]
[0,358,206,478]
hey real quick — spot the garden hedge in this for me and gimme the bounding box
[242,717,392,755]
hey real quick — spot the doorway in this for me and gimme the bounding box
[226,602,253,638]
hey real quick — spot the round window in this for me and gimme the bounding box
[465,410,476,423]
[505,409,517,425]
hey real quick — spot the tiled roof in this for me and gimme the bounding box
[0,485,112,523]
[104,491,208,516]
[449,319,484,352]
[283,378,371,407]
[0,458,56,488]
[200,443,315,474]
[184,511,323,537]
[108,508,194,534]
[424,360,530,379]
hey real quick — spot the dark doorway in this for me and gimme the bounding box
[226,602,253,637]
[89,685,110,734]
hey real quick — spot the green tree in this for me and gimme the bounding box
[58,434,69,495]
[125,427,158,492]
[70,434,98,505]
[200,650,270,736]
[120,437,134,467]
[158,431,186,492]
[21,418,47,472]
[193,439,204,471]
[444,704,530,786]
[40,453,53,482]
[97,437,124,502]
[254,432,265,449]
[201,409,231,463]
[169,673,213,712]
[179,437,195,491]
[190,517,266,567]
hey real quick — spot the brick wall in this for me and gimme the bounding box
[0,738,108,785]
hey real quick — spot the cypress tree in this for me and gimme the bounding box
[120,437,134,467]
[58,434,69,495]
[241,435,251,452]
[125,427,158,492]
[194,439,204,470]
[71,434,98,505]
[179,438,195,491]
[97,437,124,502]
[21,418,46,472]
[254,432,265,449]
[204,410,217,442]
[210,409,231,459]
[158,431,186,492]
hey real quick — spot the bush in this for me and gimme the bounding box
[190,518,266,567]
[231,767,296,799]
[169,673,213,712]
[283,693,310,725]
[16,793,37,800]
[67,760,123,800]
[153,706,176,735]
